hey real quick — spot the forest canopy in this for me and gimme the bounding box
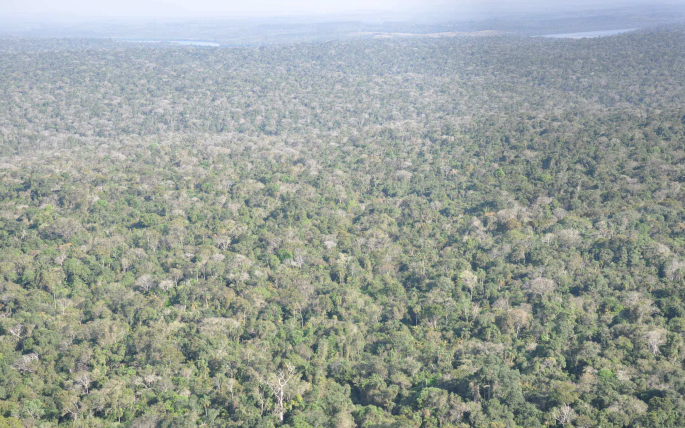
[1,26,685,428]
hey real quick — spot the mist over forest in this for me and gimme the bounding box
[2,1,685,43]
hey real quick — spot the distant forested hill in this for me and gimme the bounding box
[0,26,684,428]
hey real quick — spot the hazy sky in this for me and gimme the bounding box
[2,0,453,18]
[0,0,672,19]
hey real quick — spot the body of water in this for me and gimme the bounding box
[171,40,221,47]
[538,29,638,39]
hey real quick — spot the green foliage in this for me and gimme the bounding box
[1,26,685,428]
[0,416,22,428]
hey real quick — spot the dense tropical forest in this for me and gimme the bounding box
[1,24,685,428]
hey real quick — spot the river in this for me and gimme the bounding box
[538,29,638,39]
